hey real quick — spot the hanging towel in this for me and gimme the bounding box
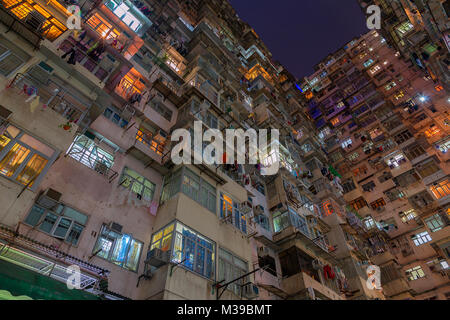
[29,96,40,113]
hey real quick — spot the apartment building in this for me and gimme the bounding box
[302,30,449,300]
[358,0,450,89]
[1,0,446,301]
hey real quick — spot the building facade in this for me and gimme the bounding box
[0,0,447,300]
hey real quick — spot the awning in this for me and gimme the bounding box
[0,259,100,300]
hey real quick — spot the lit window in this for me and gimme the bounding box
[436,139,450,154]
[411,231,432,246]
[348,152,359,161]
[425,213,444,232]
[0,125,55,187]
[385,81,397,91]
[220,193,247,234]
[363,59,374,68]
[363,216,376,229]
[331,117,340,126]
[424,125,440,138]
[369,65,381,74]
[400,209,418,223]
[394,91,405,100]
[119,167,156,202]
[387,153,406,168]
[67,134,115,175]
[406,266,425,280]
[396,21,414,37]
[93,224,143,272]
[341,138,352,149]
[430,180,450,199]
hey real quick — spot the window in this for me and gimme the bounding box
[384,81,397,91]
[151,222,215,279]
[119,167,156,202]
[363,216,376,230]
[166,54,182,73]
[430,179,450,199]
[103,107,129,128]
[394,130,413,144]
[331,117,340,126]
[350,197,367,211]
[136,127,165,156]
[424,125,440,138]
[384,188,406,202]
[425,214,445,232]
[150,101,173,122]
[218,248,248,296]
[436,138,450,154]
[220,193,247,234]
[362,181,376,192]
[416,159,440,178]
[363,59,374,68]
[93,224,143,272]
[411,231,432,246]
[0,125,55,187]
[370,198,386,210]
[181,168,216,213]
[369,64,381,74]
[106,0,143,32]
[405,144,426,160]
[405,266,425,281]
[342,179,356,194]
[67,134,114,175]
[387,153,406,168]
[348,152,359,162]
[341,138,352,149]
[396,21,414,37]
[25,204,88,246]
[0,40,27,76]
[254,214,270,231]
[400,209,417,223]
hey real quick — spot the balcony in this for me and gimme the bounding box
[280,272,343,300]
[369,251,396,266]
[0,0,67,48]
[1,72,88,150]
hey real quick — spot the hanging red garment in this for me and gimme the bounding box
[323,265,335,280]
[222,152,227,164]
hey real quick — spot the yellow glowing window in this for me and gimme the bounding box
[322,200,334,216]
[222,194,233,217]
[331,117,340,126]
[305,91,313,99]
[435,85,443,92]
[424,125,440,138]
[394,91,405,100]
[430,180,450,199]
[86,13,112,37]
[3,0,66,40]
[0,143,30,178]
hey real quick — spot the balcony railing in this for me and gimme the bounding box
[8,72,90,125]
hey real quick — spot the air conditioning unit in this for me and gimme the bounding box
[239,201,252,214]
[271,202,288,212]
[36,188,62,209]
[109,222,123,234]
[253,205,264,216]
[154,129,168,143]
[25,10,46,32]
[242,283,259,300]
[146,248,169,268]
[258,246,270,257]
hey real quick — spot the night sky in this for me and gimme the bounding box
[228,0,368,79]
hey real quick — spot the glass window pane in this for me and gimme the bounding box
[53,217,72,238]
[63,207,88,225]
[95,236,114,259]
[40,212,58,233]
[24,205,45,226]
[125,239,142,271]
[16,153,48,186]
[0,143,30,177]
[111,234,131,266]
[66,224,83,245]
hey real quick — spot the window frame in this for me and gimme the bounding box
[0,125,57,190]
